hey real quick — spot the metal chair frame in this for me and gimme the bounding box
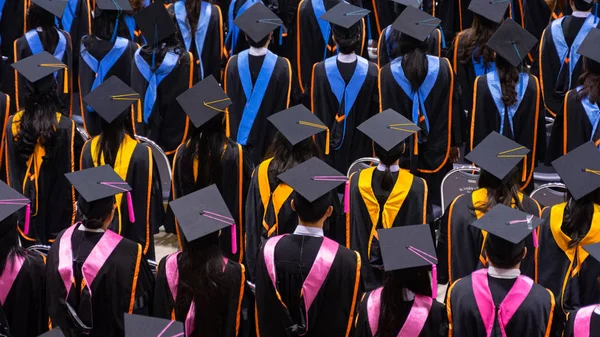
[135,135,172,201]
[440,166,481,214]
[26,244,51,256]
[530,182,567,207]
[346,157,380,178]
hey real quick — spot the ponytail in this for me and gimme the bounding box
[496,55,521,107]
[374,142,406,192]
[97,114,135,167]
[18,83,60,161]
[562,190,600,248]
[578,58,600,104]
[473,169,525,213]
[399,34,428,92]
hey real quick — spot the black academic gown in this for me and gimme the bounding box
[538,203,600,336]
[469,72,545,191]
[78,36,138,137]
[131,48,195,158]
[348,167,433,291]
[0,92,11,181]
[168,138,252,263]
[224,52,291,165]
[0,0,25,107]
[0,252,47,337]
[307,56,379,174]
[564,305,600,337]
[355,289,448,337]
[254,234,361,337]
[539,15,596,117]
[55,0,91,92]
[5,112,83,246]
[447,271,555,337]
[377,26,442,68]
[437,188,542,286]
[46,226,154,337]
[14,28,73,116]
[80,134,164,260]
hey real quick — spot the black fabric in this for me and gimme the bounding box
[378,27,441,68]
[336,59,357,84]
[0,92,11,181]
[564,307,600,337]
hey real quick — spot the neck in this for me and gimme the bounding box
[298,220,325,229]
[572,11,592,17]
[249,46,268,56]
[337,52,357,63]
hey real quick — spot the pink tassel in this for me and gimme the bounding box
[127,191,135,223]
[344,180,350,214]
[431,264,437,300]
[24,203,31,235]
[185,301,195,337]
[231,224,238,255]
[533,228,539,248]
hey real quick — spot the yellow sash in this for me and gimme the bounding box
[257,158,294,237]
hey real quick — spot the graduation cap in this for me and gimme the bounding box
[134,0,177,44]
[83,76,140,124]
[377,224,437,298]
[96,0,133,11]
[36,328,66,337]
[31,0,69,18]
[486,19,538,67]
[169,184,238,254]
[176,75,232,134]
[357,109,420,152]
[124,314,184,337]
[551,141,600,201]
[465,131,530,182]
[392,6,441,42]
[267,105,331,154]
[234,2,283,44]
[11,51,69,94]
[320,2,370,38]
[468,0,510,23]
[577,28,600,64]
[0,180,31,238]
[65,165,136,223]
[390,0,423,9]
[583,242,600,264]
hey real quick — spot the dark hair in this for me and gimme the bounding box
[571,0,594,11]
[578,58,600,104]
[458,15,499,67]
[0,214,25,276]
[562,189,600,248]
[27,3,59,52]
[77,195,116,229]
[265,132,321,180]
[496,55,522,107]
[176,232,234,337]
[292,192,331,223]
[473,168,524,214]
[246,33,271,48]
[376,268,432,337]
[485,235,526,268]
[184,0,203,34]
[140,11,184,66]
[374,142,406,191]
[396,33,429,92]
[91,9,131,41]
[333,26,361,54]
[96,113,135,167]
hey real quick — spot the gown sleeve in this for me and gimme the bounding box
[152,256,173,319]
[244,171,263,282]
[132,257,155,315]
[353,293,372,337]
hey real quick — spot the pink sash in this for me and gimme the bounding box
[57,224,123,299]
[263,235,339,334]
[367,288,433,337]
[574,305,598,337]
[0,255,25,305]
[471,269,534,337]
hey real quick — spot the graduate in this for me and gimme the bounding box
[7,53,83,246]
[539,0,598,118]
[349,110,432,291]
[379,6,461,205]
[355,225,447,337]
[538,142,600,336]
[47,166,154,337]
[14,0,72,115]
[245,105,341,280]
[437,132,542,286]
[0,0,26,107]
[547,28,600,162]
[80,76,164,259]
[154,185,246,337]
[169,76,252,263]
[254,157,361,337]
[55,0,91,87]
[79,0,138,137]
[131,1,195,158]
[469,19,544,192]
[124,314,184,337]
[167,0,224,81]
[447,204,555,337]
[224,0,259,56]
[307,3,378,174]
[225,2,292,165]
[0,181,47,337]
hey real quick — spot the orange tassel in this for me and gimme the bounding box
[63,68,68,94]
[225,110,230,138]
[522,157,527,182]
[325,129,330,155]
[137,100,142,123]
[413,133,418,155]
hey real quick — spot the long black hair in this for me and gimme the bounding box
[374,142,406,191]
[496,55,523,107]
[77,195,116,229]
[265,133,321,180]
[578,58,600,104]
[473,168,524,213]
[392,33,429,92]
[458,14,499,68]
[0,214,25,276]
[376,268,432,337]
[562,189,600,248]
[140,11,184,66]
[26,3,58,50]
[90,9,131,42]
[95,113,136,167]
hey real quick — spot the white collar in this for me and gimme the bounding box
[77,223,106,233]
[249,47,268,56]
[403,288,415,301]
[595,306,600,315]
[377,164,400,172]
[293,225,324,238]
[488,266,521,279]
[337,53,357,63]
[572,11,592,18]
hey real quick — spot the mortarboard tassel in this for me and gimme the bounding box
[137,99,143,123]
[0,198,32,234]
[325,129,330,155]
[508,214,536,247]
[63,68,69,94]
[201,211,237,254]
[231,223,237,254]
[297,120,330,155]
[203,98,232,137]
[127,191,135,223]
[532,228,538,248]
[24,203,31,235]
[99,181,135,223]
[408,245,438,299]
[344,180,350,214]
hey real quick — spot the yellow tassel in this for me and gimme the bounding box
[137,100,142,123]
[225,109,230,138]
[522,157,527,182]
[325,129,330,155]
[413,133,418,155]
[63,68,68,94]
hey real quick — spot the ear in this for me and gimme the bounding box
[522,247,528,260]
[325,205,334,218]
[291,199,296,212]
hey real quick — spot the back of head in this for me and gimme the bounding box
[333,24,361,54]
[485,234,525,268]
[78,195,115,229]
[0,214,24,276]
[579,58,600,104]
[571,0,594,12]
[97,113,135,167]
[459,14,500,66]
[562,189,600,247]
[475,168,524,213]
[27,3,56,31]
[92,9,131,41]
[266,132,321,178]
[293,191,332,223]
[396,33,428,92]
[495,55,521,107]
[19,82,60,161]
[374,142,405,191]
[246,33,271,48]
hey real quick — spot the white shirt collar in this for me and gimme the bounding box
[377,163,400,172]
[488,266,521,279]
[77,223,106,233]
[337,52,357,63]
[595,306,600,315]
[572,11,592,18]
[293,225,324,238]
[249,47,268,56]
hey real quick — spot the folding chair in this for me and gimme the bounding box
[346,157,380,178]
[135,136,172,202]
[440,167,481,214]
[26,245,51,257]
[530,183,567,208]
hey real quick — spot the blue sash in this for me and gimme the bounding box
[390,55,439,139]
[174,0,212,79]
[487,71,529,136]
[226,0,257,54]
[124,14,136,40]
[384,25,393,59]
[0,0,6,45]
[324,55,368,150]
[551,15,598,90]
[472,51,496,77]
[59,0,79,33]
[577,86,600,148]
[134,50,180,123]
[236,50,277,145]
[81,37,129,111]
[312,0,330,60]
[25,29,67,79]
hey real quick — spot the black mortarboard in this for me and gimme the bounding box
[96,0,133,11]
[357,109,420,152]
[37,328,66,337]
[31,0,69,18]
[234,2,282,43]
[66,165,132,203]
[176,75,232,131]
[0,180,30,224]
[465,131,530,182]
[390,0,422,9]
[468,0,509,23]
[391,6,440,42]
[83,76,140,123]
[486,19,538,67]
[169,184,238,252]
[551,141,600,201]
[134,0,177,43]
[377,224,437,271]
[11,51,68,85]
[320,2,369,38]
[268,105,331,154]
[583,242,600,263]
[277,157,346,202]
[471,204,543,244]
[124,314,183,337]
[577,28,600,64]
